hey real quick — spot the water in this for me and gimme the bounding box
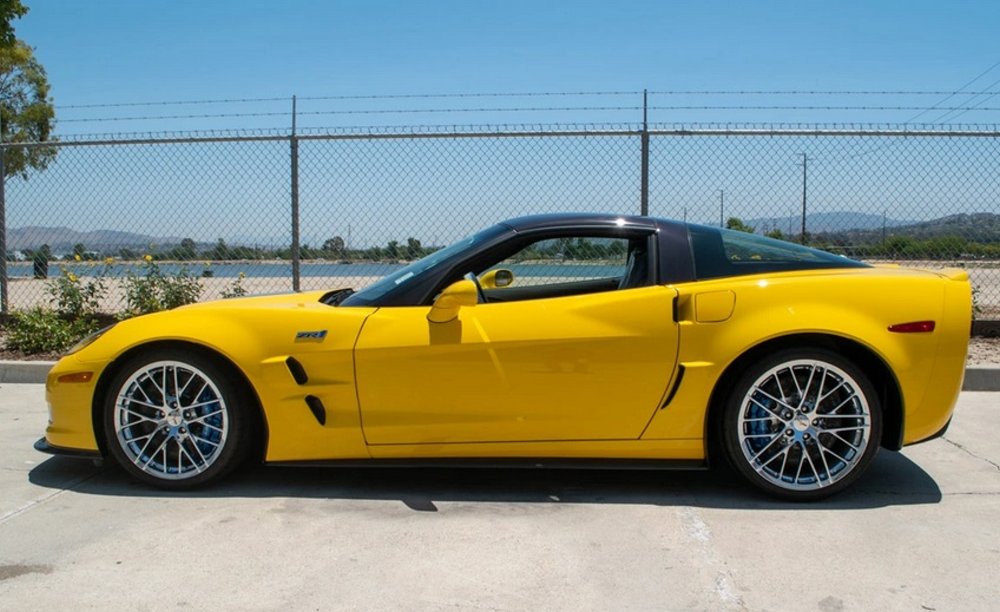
[6,261,624,280]
[6,261,403,279]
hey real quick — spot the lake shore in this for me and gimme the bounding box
[3,275,380,313]
[2,262,999,318]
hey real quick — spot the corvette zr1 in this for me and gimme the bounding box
[37,214,971,500]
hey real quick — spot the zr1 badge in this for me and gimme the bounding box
[295,330,328,342]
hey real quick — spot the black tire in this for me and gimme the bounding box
[720,347,882,501]
[102,348,255,490]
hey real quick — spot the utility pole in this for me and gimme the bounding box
[799,153,810,244]
[719,190,725,227]
[881,209,887,246]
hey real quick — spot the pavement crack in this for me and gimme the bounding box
[677,507,748,611]
[0,469,106,526]
[941,437,1000,472]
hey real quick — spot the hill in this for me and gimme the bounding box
[815,212,1000,244]
[8,227,184,252]
[748,211,912,234]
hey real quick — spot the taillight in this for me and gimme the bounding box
[888,321,936,333]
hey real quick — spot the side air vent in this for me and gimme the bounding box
[661,365,686,409]
[305,395,327,425]
[286,357,308,385]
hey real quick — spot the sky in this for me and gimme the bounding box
[4,0,1000,250]
[15,0,1000,133]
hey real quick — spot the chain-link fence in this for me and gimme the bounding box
[1,125,998,320]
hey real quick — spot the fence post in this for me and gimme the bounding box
[800,153,809,244]
[290,95,301,292]
[640,89,649,216]
[0,145,7,315]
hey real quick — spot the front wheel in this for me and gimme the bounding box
[721,348,882,501]
[102,349,254,489]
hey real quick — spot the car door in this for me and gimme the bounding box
[353,232,680,445]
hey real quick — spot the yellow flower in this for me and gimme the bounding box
[68,273,78,282]
[104,257,114,265]
[143,254,153,262]
[74,254,81,261]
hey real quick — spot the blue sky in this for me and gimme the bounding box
[16,0,1000,133]
[5,1,1000,249]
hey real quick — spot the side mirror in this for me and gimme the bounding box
[427,279,478,323]
[479,268,515,289]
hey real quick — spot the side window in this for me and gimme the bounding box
[478,235,650,302]
[689,225,868,280]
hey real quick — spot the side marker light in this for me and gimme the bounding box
[57,372,94,383]
[888,321,935,333]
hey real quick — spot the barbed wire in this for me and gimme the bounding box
[53,90,1000,111]
[23,122,1000,144]
[58,111,292,123]
[55,104,1000,124]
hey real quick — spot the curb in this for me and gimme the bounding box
[962,365,1000,392]
[0,360,56,384]
[2,360,999,391]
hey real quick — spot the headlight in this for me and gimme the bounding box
[64,324,116,356]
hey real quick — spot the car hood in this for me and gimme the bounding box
[176,290,336,312]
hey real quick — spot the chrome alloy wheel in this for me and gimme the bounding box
[737,359,872,491]
[113,360,230,480]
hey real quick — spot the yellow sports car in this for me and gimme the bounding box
[37,214,971,500]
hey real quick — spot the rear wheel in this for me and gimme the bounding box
[721,348,882,501]
[102,349,254,489]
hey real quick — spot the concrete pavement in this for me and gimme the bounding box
[1,383,998,610]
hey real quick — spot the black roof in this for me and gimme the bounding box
[499,213,667,232]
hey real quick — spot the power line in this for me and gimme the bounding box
[906,59,1000,122]
[932,74,1000,123]
[939,88,1000,122]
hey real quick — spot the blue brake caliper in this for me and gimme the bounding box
[195,387,223,455]
[746,392,772,456]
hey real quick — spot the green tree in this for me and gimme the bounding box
[0,39,56,178]
[0,1,28,47]
[178,237,197,259]
[322,236,346,258]
[385,240,401,260]
[405,237,423,260]
[765,228,785,240]
[207,238,231,261]
[725,217,755,233]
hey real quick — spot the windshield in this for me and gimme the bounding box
[341,224,506,306]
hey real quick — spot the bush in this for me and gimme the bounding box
[121,256,203,318]
[46,264,108,319]
[221,272,248,299]
[4,307,99,355]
